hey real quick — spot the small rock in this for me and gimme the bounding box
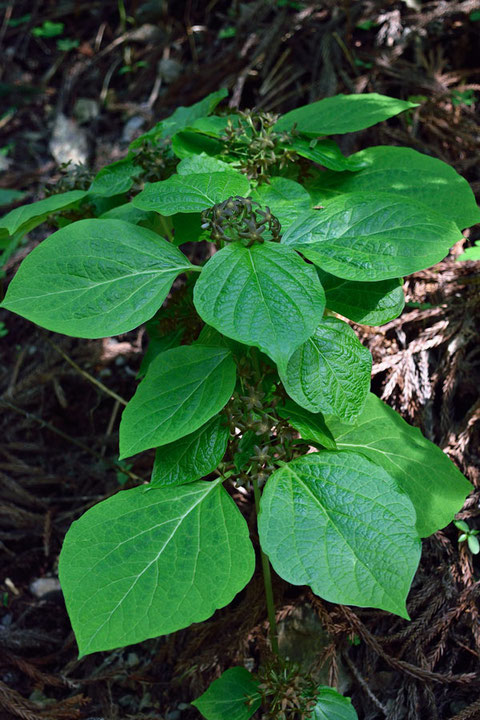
[49,113,88,166]
[127,23,164,44]
[0,154,10,171]
[158,57,182,84]
[30,577,61,598]
[166,712,181,720]
[73,98,99,125]
[122,116,145,143]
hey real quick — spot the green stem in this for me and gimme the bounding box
[252,475,279,655]
[159,215,174,242]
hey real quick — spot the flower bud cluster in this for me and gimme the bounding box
[201,196,281,247]
[221,110,297,182]
[223,370,309,488]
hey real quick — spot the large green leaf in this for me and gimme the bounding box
[258,452,421,618]
[318,269,405,326]
[137,324,184,379]
[282,192,462,281]
[172,212,210,245]
[286,137,367,172]
[274,93,417,136]
[151,415,229,488]
[133,172,250,216]
[119,344,236,459]
[305,146,480,231]
[0,189,86,237]
[325,393,472,537]
[1,219,195,338]
[279,317,372,422]
[277,400,337,450]
[58,479,255,656]
[99,202,156,226]
[89,156,141,197]
[171,131,224,160]
[129,88,227,149]
[250,177,312,231]
[310,687,358,720]
[193,667,261,720]
[193,241,326,363]
[176,153,233,175]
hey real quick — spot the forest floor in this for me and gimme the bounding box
[0,2,480,719]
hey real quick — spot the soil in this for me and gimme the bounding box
[0,2,480,719]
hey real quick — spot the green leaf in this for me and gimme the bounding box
[468,535,480,554]
[258,451,421,618]
[196,325,247,358]
[250,177,312,231]
[286,137,367,172]
[99,202,156,226]
[89,156,141,197]
[1,219,194,338]
[32,20,64,37]
[318,269,405,326]
[129,88,227,149]
[282,193,462,281]
[0,189,26,207]
[133,172,250,216]
[171,131,224,160]
[0,189,86,237]
[325,393,472,537]
[277,400,337,450]
[193,667,261,720]
[119,344,236,459]
[457,241,480,261]
[58,479,255,656]
[172,213,210,245]
[274,93,417,136]
[193,241,326,364]
[310,687,358,720]
[177,153,233,175]
[151,415,229,488]
[190,115,235,136]
[305,146,480,231]
[279,317,371,422]
[137,324,184,379]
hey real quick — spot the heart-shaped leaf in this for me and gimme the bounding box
[305,146,480,231]
[282,192,462,281]
[193,241,325,363]
[259,451,421,618]
[1,219,195,338]
[59,480,254,656]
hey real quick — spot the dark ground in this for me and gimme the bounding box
[0,1,480,719]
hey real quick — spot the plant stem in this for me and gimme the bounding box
[252,475,279,655]
[159,215,174,242]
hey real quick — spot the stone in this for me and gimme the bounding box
[49,113,88,166]
[29,577,61,598]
